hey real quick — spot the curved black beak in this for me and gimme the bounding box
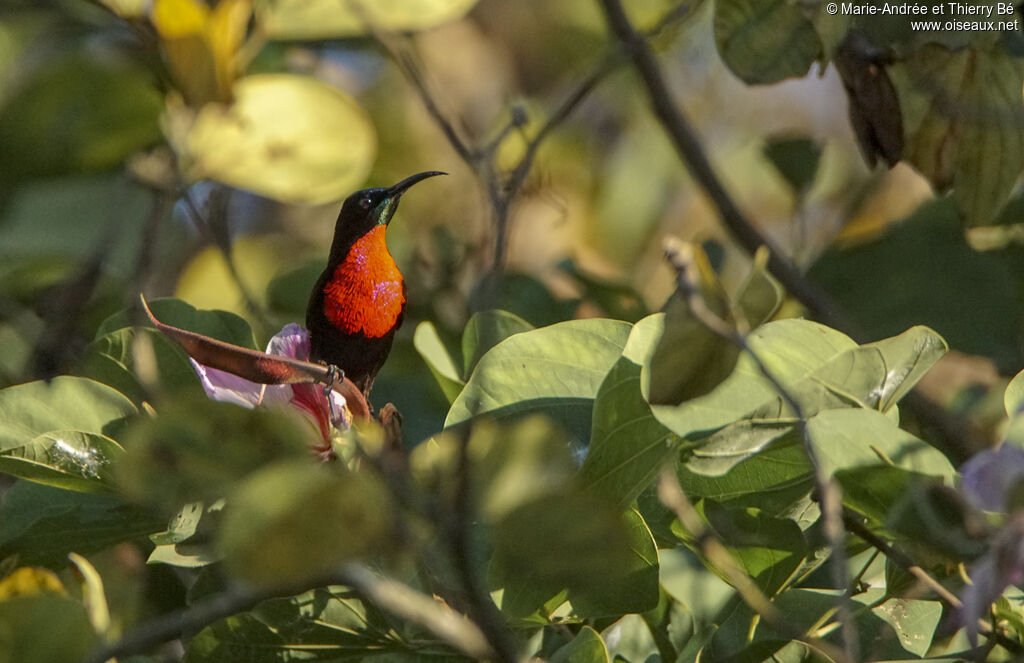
[386,171,447,198]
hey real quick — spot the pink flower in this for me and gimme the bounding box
[189,324,350,451]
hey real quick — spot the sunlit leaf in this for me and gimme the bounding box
[67,552,111,638]
[445,318,632,440]
[0,376,135,491]
[584,314,682,506]
[167,74,376,204]
[255,0,479,40]
[0,430,123,493]
[414,321,464,403]
[461,309,534,379]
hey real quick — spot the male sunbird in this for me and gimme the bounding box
[306,171,446,397]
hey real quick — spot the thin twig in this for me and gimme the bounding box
[663,237,859,661]
[80,563,494,663]
[657,471,852,663]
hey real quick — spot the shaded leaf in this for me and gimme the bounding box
[763,135,822,193]
[550,626,609,663]
[0,430,123,493]
[714,0,821,84]
[0,594,97,663]
[1006,366,1024,417]
[218,461,392,584]
[584,314,682,506]
[892,45,1024,226]
[0,481,162,568]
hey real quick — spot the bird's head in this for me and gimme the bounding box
[330,171,446,254]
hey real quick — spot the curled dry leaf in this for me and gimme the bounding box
[140,294,370,419]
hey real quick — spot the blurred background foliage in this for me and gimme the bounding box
[3,0,1021,444]
[1,0,1024,658]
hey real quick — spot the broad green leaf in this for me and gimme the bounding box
[491,499,659,619]
[870,595,942,658]
[96,297,257,347]
[806,408,955,480]
[647,245,739,406]
[255,0,479,40]
[584,314,682,506]
[0,481,162,568]
[685,419,798,477]
[0,376,136,490]
[218,461,392,584]
[862,325,947,412]
[892,45,1024,226]
[413,321,464,404]
[568,509,660,617]
[412,417,577,522]
[649,319,857,439]
[733,246,783,330]
[551,626,609,663]
[148,502,221,568]
[1006,367,1024,417]
[0,430,123,493]
[679,442,813,515]
[461,309,534,378]
[167,74,376,204]
[0,594,98,663]
[676,502,807,598]
[445,318,632,439]
[714,0,821,84]
[0,55,161,183]
[809,200,1023,369]
[115,394,312,514]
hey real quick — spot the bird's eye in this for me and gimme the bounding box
[359,196,373,209]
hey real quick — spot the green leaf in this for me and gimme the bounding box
[0,480,162,568]
[96,297,257,347]
[413,321,464,404]
[0,430,123,493]
[254,0,479,39]
[862,325,947,412]
[650,319,857,439]
[148,502,222,568]
[0,594,98,663]
[67,552,111,638]
[0,55,161,183]
[166,74,376,205]
[763,135,821,193]
[115,394,312,515]
[1006,367,1024,417]
[583,314,682,506]
[809,199,1023,370]
[733,246,783,330]
[445,318,632,439]
[684,419,798,477]
[550,626,609,663]
[806,408,955,480]
[870,595,942,658]
[461,309,534,379]
[491,500,659,619]
[218,461,392,584]
[0,376,136,490]
[892,45,1024,226]
[713,0,821,84]
[412,417,577,522]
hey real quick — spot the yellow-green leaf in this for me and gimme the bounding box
[166,74,377,204]
[255,0,479,40]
